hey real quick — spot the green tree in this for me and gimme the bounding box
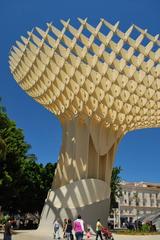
[17,160,57,213]
[110,166,122,212]
[41,162,57,193]
[0,137,7,162]
[0,98,57,214]
[0,112,34,212]
[0,98,8,162]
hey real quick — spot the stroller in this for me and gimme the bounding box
[101,227,114,240]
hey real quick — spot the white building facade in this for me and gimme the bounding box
[119,181,160,223]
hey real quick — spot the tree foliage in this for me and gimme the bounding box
[110,166,122,212]
[0,99,57,214]
[0,138,6,162]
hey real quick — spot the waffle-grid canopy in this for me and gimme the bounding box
[9,19,160,133]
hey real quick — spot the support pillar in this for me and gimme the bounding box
[39,118,122,232]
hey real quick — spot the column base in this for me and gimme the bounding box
[38,179,110,234]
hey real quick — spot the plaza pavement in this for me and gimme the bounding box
[0,230,160,240]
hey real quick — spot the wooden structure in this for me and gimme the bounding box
[9,19,160,232]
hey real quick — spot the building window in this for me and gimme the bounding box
[143,199,147,206]
[151,200,154,207]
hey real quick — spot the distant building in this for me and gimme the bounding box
[119,181,160,222]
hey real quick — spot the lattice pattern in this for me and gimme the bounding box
[9,19,160,132]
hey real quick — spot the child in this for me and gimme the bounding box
[86,225,91,239]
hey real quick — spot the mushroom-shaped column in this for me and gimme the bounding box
[9,19,160,233]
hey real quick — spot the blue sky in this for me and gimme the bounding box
[0,0,160,183]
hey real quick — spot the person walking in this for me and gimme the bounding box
[95,219,103,240]
[65,219,73,240]
[63,219,68,238]
[3,217,14,240]
[73,215,84,240]
[53,219,60,240]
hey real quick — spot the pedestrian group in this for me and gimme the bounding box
[53,216,104,240]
